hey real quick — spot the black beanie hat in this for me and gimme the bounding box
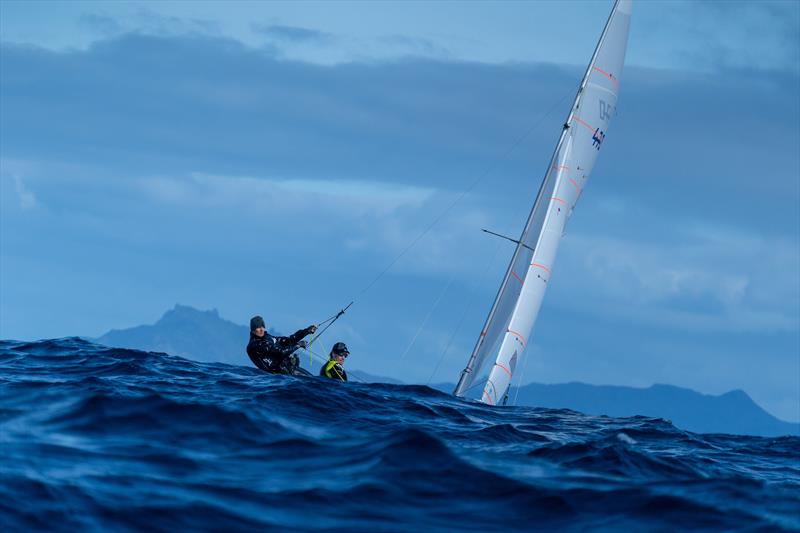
[250,315,265,331]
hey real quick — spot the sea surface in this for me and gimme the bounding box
[1,338,798,532]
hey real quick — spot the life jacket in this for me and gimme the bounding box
[320,360,347,381]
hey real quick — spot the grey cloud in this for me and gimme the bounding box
[77,8,224,41]
[644,0,799,72]
[124,8,223,38]
[0,34,574,196]
[2,32,796,232]
[2,33,797,289]
[378,34,451,58]
[252,24,334,44]
[78,13,123,37]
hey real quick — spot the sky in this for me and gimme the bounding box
[1,1,798,421]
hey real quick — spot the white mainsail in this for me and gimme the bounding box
[454,0,633,403]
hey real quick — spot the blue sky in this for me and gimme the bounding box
[1,1,798,421]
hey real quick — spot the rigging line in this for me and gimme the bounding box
[303,346,329,366]
[354,89,573,301]
[316,314,339,327]
[450,366,501,398]
[481,228,536,253]
[397,272,457,362]
[459,377,491,396]
[310,311,339,365]
[426,239,503,386]
[316,302,353,327]
[312,302,353,342]
[308,331,327,369]
[425,301,471,386]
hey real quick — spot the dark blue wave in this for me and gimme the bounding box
[1,338,798,532]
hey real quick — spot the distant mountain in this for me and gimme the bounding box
[97,304,255,366]
[98,305,798,437]
[431,381,799,437]
[348,370,403,385]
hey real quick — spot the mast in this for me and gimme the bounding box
[454,0,632,400]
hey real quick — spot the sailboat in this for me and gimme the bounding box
[453,0,633,404]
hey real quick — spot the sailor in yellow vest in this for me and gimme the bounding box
[320,342,348,381]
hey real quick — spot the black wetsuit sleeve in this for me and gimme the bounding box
[285,327,313,346]
[273,334,303,357]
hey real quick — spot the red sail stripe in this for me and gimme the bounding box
[572,116,595,133]
[592,65,619,86]
[495,362,512,378]
[531,263,551,274]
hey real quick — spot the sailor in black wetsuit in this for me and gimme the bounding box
[320,342,348,381]
[246,315,316,375]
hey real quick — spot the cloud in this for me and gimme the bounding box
[141,172,434,215]
[696,0,799,71]
[74,8,223,44]
[78,14,123,38]
[130,170,497,281]
[2,33,796,287]
[378,35,451,59]
[251,24,334,45]
[130,8,222,38]
[553,212,799,334]
[10,174,37,209]
[637,0,800,73]
[12,175,37,209]
[0,34,573,190]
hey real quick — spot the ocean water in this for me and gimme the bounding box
[1,338,798,532]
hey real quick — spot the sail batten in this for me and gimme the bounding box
[454,0,632,401]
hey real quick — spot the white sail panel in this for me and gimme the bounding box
[481,138,575,404]
[452,155,560,396]
[455,0,632,403]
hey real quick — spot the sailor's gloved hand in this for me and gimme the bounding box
[307,325,317,335]
[297,340,309,349]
